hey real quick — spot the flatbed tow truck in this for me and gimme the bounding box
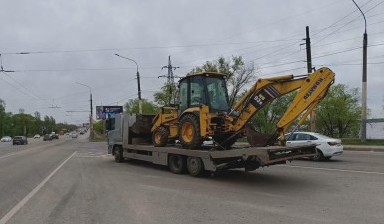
[107,114,317,176]
[107,67,335,176]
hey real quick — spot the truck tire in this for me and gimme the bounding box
[187,157,204,177]
[152,126,168,147]
[114,146,124,163]
[168,154,186,174]
[178,114,203,149]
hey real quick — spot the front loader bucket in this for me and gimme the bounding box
[244,125,276,147]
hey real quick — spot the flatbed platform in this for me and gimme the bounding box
[121,144,317,172]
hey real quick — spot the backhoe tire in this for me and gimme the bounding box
[152,126,169,147]
[168,154,186,174]
[114,146,124,163]
[178,114,203,149]
[187,156,204,177]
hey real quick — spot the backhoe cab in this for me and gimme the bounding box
[151,72,234,149]
[151,67,335,150]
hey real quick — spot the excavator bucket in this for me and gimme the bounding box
[244,125,276,147]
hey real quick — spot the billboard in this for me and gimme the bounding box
[96,106,123,120]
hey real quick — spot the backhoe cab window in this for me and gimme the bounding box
[190,77,206,106]
[206,77,230,112]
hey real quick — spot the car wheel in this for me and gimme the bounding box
[312,149,324,161]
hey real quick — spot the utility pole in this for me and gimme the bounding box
[304,26,316,132]
[351,0,368,141]
[75,82,94,139]
[160,56,179,105]
[115,54,142,114]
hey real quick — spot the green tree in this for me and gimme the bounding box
[124,99,159,115]
[249,92,297,133]
[0,99,6,136]
[154,83,178,106]
[93,120,104,134]
[191,56,257,107]
[315,84,361,138]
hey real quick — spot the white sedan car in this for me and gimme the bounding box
[285,132,343,161]
[1,136,12,142]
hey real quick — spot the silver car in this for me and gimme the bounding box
[0,136,12,142]
[285,132,343,161]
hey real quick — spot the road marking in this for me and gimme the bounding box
[282,165,384,175]
[0,141,65,160]
[0,151,77,224]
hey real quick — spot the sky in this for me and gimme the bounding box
[0,0,383,125]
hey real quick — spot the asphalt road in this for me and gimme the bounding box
[0,136,383,224]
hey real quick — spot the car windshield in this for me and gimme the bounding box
[14,136,22,139]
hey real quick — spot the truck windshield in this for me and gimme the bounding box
[206,77,230,112]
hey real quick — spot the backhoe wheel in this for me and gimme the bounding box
[114,146,124,163]
[187,157,204,177]
[178,114,203,149]
[152,126,169,147]
[168,154,186,174]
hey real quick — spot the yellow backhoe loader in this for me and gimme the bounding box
[151,67,335,149]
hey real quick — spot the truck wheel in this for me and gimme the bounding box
[178,114,203,149]
[168,154,186,174]
[114,146,124,163]
[152,126,168,147]
[187,157,204,177]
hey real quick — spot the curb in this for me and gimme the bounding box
[344,145,384,152]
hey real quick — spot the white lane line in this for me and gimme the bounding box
[0,151,77,224]
[282,165,384,175]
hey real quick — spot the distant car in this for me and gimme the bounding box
[34,134,41,139]
[49,132,59,139]
[71,133,78,138]
[43,134,52,141]
[1,136,12,142]
[285,132,343,161]
[13,136,28,145]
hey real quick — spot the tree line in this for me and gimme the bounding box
[0,99,77,137]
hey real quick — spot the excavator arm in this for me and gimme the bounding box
[276,68,334,144]
[231,67,335,145]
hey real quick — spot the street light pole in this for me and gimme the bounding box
[75,82,94,139]
[351,0,368,141]
[115,54,142,114]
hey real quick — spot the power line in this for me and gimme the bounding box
[312,0,384,45]
[0,39,302,56]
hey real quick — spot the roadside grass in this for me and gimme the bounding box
[342,138,384,146]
